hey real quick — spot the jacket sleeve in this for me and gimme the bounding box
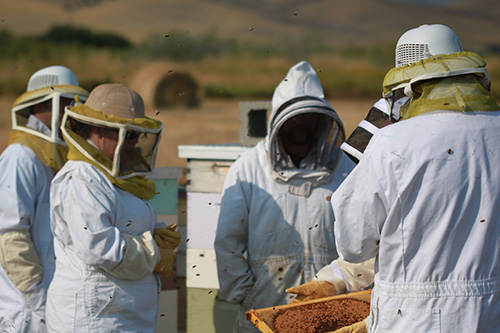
[331,133,397,263]
[0,230,43,294]
[51,171,153,274]
[0,147,45,294]
[329,257,375,293]
[309,257,375,296]
[214,161,254,304]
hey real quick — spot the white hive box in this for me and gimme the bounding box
[146,167,183,333]
[178,144,249,333]
[177,100,270,332]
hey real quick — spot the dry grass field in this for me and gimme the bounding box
[4,0,497,175]
[0,96,371,169]
[2,0,500,51]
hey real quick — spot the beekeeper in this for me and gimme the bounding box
[214,61,355,332]
[308,24,500,332]
[0,66,88,332]
[45,83,181,332]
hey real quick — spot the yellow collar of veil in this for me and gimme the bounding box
[63,120,157,201]
[8,130,68,172]
[383,52,499,119]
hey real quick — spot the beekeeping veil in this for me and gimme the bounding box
[266,61,345,197]
[383,24,499,120]
[9,65,89,171]
[61,83,162,200]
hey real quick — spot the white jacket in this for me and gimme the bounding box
[216,143,354,332]
[332,110,500,332]
[215,61,355,332]
[46,161,162,332]
[0,144,55,332]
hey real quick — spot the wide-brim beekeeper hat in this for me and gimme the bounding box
[61,83,163,179]
[11,65,89,145]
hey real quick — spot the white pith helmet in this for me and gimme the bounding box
[395,24,463,67]
[27,65,80,91]
[11,65,89,145]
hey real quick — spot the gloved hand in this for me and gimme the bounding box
[154,224,181,251]
[153,247,175,279]
[286,280,337,304]
[335,317,369,333]
[286,264,346,304]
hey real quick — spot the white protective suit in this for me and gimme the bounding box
[332,110,500,332]
[0,116,57,332]
[214,61,355,332]
[46,160,163,332]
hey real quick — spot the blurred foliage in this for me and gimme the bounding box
[138,29,346,62]
[40,25,133,49]
[0,24,499,102]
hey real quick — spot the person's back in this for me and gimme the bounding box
[356,110,500,330]
[0,143,54,331]
[332,25,500,332]
[0,66,88,332]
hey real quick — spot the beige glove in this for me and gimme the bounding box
[153,247,175,279]
[286,280,338,304]
[153,224,179,278]
[109,231,160,280]
[286,265,346,304]
[154,224,181,251]
[0,230,43,296]
[335,318,368,333]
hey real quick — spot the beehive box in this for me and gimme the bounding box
[246,290,371,333]
[178,144,250,332]
[146,167,183,332]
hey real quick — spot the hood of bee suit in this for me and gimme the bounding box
[265,61,345,196]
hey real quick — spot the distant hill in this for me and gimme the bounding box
[0,0,498,51]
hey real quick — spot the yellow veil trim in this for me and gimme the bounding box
[64,122,157,200]
[8,130,68,172]
[63,104,160,200]
[13,85,89,107]
[383,52,499,119]
[70,104,162,129]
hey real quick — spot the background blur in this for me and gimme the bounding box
[1,0,499,168]
[2,1,499,332]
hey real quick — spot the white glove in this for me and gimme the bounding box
[331,257,375,293]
